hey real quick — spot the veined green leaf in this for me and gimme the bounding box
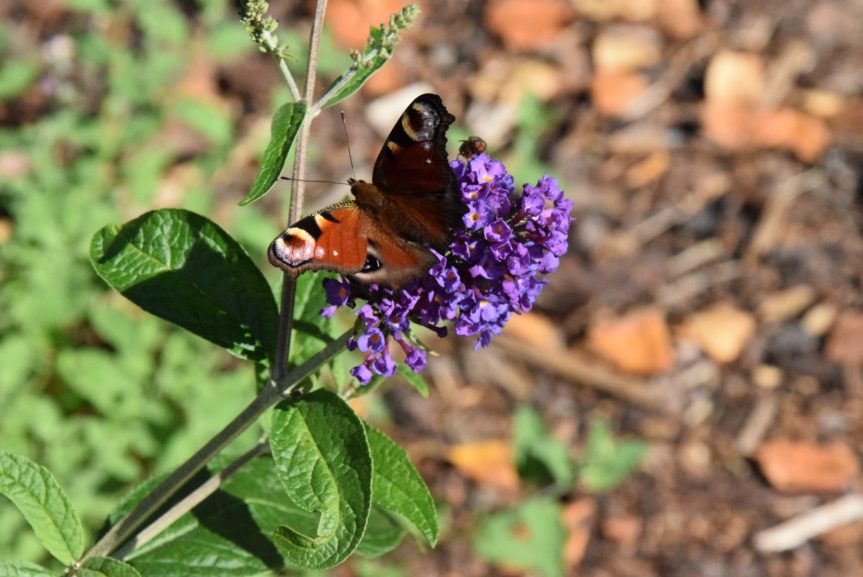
[240,101,306,206]
[0,563,55,577]
[0,451,84,565]
[364,423,437,546]
[319,58,389,111]
[355,507,406,558]
[270,390,372,569]
[80,557,142,577]
[290,273,333,367]
[89,209,278,362]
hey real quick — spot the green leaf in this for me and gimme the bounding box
[319,5,419,110]
[240,101,307,206]
[364,424,437,546]
[513,406,576,487]
[289,273,333,367]
[89,209,279,362]
[0,451,84,565]
[355,507,406,558]
[80,557,142,577]
[474,497,565,577]
[269,390,372,569]
[0,59,39,100]
[319,62,387,111]
[579,419,648,493]
[396,364,429,398]
[0,563,55,577]
[172,98,234,148]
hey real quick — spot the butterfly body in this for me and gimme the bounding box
[268,94,464,287]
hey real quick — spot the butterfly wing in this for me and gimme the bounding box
[268,201,434,285]
[369,93,463,250]
[268,203,367,277]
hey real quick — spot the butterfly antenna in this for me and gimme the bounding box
[279,176,349,186]
[341,110,357,181]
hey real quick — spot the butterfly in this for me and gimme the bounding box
[459,136,487,160]
[268,93,465,287]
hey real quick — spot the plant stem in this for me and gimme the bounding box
[289,0,329,222]
[271,0,329,383]
[75,330,351,567]
[112,439,271,560]
[278,58,302,102]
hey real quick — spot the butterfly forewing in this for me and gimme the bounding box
[372,94,456,196]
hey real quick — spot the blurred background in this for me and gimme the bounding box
[2,0,863,575]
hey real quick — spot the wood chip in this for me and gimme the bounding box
[825,310,863,366]
[752,365,783,390]
[328,0,408,48]
[736,395,778,456]
[624,151,670,189]
[588,307,675,375]
[656,0,703,39]
[447,441,520,492]
[702,103,831,162]
[601,514,643,549]
[484,0,573,51]
[754,440,860,494]
[801,303,838,337]
[591,70,649,117]
[705,51,765,106]
[758,285,816,323]
[678,302,756,364]
[592,25,663,73]
[573,0,656,21]
[503,312,566,350]
[754,494,863,552]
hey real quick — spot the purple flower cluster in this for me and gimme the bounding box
[322,153,573,384]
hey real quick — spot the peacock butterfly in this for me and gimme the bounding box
[268,93,465,287]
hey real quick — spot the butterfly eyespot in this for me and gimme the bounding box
[360,254,383,273]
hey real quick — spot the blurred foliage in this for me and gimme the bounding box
[474,408,647,577]
[0,0,269,565]
[474,497,565,577]
[579,418,649,493]
[507,92,560,186]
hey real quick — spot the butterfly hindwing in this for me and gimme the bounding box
[267,202,435,284]
[268,203,367,276]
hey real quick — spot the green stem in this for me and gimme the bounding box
[271,0,329,383]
